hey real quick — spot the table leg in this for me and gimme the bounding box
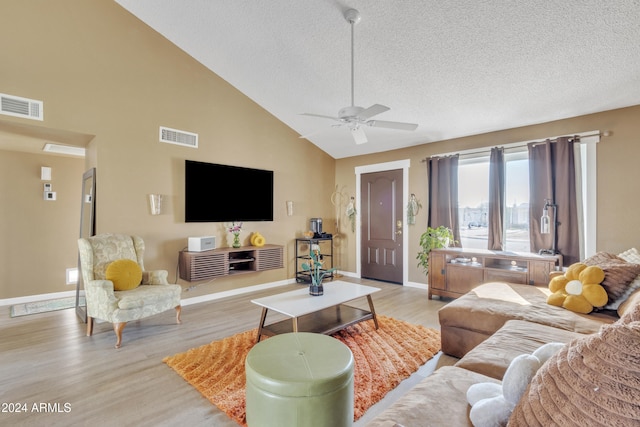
[367,295,379,329]
[292,316,298,333]
[256,307,268,343]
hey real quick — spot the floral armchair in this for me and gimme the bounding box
[77,233,182,348]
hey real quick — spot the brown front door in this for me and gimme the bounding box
[360,169,403,283]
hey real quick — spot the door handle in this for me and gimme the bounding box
[396,220,402,235]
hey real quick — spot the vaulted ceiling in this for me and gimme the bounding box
[116,1,640,159]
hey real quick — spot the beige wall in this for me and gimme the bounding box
[0,0,335,300]
[336,105,640,284]
[0,150,84,298]
[1,1,639,299]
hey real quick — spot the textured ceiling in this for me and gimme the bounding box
[115,0,640,159]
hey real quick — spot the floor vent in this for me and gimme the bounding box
[0,93,44,121]
[159,126,198,148]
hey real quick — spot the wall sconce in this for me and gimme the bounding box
[539,199,559,255]
[286,200,294,216]
[148,194,163,215]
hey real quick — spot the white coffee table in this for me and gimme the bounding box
[251,281,381,343]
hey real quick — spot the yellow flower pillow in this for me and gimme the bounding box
[547,263,608,314]
[106,259,142,291]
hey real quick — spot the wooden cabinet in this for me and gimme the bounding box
[427,248,562,299]
[179,244,283,282]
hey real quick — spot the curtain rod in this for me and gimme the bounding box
[421,131,604,162]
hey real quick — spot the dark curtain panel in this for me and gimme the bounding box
[528,137,580,264]
[488,147,505,250]
[427,155,460,245]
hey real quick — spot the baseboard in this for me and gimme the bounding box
[333,270,358,280]
[180,278,296,307]
[0,290,77,307]
[335,270,428,290]
[1,276,427,308]
[0,278,297,308]
[404,281,428,290]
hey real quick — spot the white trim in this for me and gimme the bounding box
[583,140,598,257]
[404,281,428,290]
[337,270,359,279]
[181,278,295,306]
[0,279,296,308]
[354,159,411,285]
[0,290,76,307]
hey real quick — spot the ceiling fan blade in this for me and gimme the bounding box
[351,126,368,144]
[368,120,418,131]
[300,112,340,121]
[358,104,390,120]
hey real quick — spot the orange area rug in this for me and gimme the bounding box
[163,315,441,426]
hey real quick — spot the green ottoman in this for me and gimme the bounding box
[245,332,354,427]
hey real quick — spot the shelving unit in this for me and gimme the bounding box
[179,244,283,282]
[295,237,334,283]
[428,248,562,299]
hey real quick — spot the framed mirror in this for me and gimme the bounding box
[76,167,96,322]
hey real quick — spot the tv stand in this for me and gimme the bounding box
[178,244,283,282]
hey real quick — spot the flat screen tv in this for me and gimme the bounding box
[185,160,274,222]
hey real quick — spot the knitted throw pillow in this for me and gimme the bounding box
[583,252,640,303]
[508,319,640,426]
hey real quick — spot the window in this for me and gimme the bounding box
[503,151,529,252]
[457,149,530,251]
[458,156,490,249]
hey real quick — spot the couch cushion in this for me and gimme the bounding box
[440,282,615,337]
[455,320,583,380]
[366,366,498,427]
[115,284,180,310]
[439,282,616,358]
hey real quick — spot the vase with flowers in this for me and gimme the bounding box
[301,245,336,296]
[227,221,243,248]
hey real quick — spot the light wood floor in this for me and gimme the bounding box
[0,277,456,426]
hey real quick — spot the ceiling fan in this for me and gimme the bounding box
[300,8,418,145]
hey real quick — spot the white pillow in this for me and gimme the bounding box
[618,247,640,264]
[605,248,640,310]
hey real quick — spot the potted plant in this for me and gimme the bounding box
[416,226,455,274]
[302,246,337,296]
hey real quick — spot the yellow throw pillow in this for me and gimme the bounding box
[106,259,142,291]
[547,263,608,314]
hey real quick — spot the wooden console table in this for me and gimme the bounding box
[178,244,283,281]
[428,248,562,299]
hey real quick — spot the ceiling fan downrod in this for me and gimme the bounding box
[345,9,361,108]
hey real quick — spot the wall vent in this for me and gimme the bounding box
[0,93,43,121]
[159,126,198,148]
